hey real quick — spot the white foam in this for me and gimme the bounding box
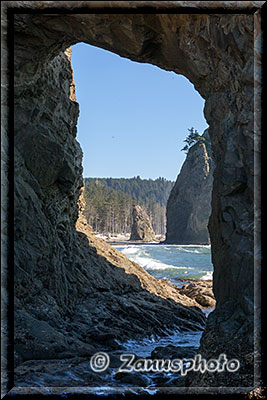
[119,246,193,271]
[131,255,191,271]
[121,246,140,255]
[95,233,108,239]
[117,244,212,278]
[181,248,201,254]
[200,271,213,280]
[118,329,203,358]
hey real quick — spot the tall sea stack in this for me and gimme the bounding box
[165,129,214,244]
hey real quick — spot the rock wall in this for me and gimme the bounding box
[165,129,214,244]
[2,1,263,391]
[14,49,82,314]
[130,205,156,241]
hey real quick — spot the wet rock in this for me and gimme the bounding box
[93,333,118,349]
[130,205,156,242]
[150,345,198,360]
[151,373,173,387]
[114,371,151,387]
[15,357,106,387]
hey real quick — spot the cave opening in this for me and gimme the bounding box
[10,7,259,391]
[70,41,213,285]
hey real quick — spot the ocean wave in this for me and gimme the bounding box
[120,246,142,255]
[116,244,212,279]
[200,271,213,280]
[131,255,192,271]
[181,248,202,254]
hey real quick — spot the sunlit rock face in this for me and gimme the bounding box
[165,129,214,245]
[2,1,262,388]
[130,205,156,242]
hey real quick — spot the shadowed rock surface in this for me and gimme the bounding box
[1,1,262,392]
[165,129,214,244]
[130,205,156,242]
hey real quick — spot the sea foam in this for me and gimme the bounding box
[119,246,191,271]
[133,256,192,271]
[200,271,213,280]
[116,244,213,280]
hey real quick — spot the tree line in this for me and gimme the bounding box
[83,177,174,236]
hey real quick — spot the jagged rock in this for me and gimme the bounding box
[179,280,216,308]
[130,205,156,242]
[165,129,214,244]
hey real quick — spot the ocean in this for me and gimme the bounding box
[115,244,213,286]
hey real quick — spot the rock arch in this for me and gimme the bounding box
[2,1,263,390]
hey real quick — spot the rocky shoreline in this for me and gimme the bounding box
[14,330,205,389]
[14,195,212,388]
[14,203,215,388]
[14,227,215,389]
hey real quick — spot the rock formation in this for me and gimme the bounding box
[179,279,216,308]
[130,205,156,242]
[1,1,262,392]
[165,129,214,244]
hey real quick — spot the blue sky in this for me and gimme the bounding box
[71,42,208,182]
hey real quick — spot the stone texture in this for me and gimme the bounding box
[130,205,156,242]
[165,129,214,244]
[151,345,198,360]
[179,280,216,308]
[1,1,263,393]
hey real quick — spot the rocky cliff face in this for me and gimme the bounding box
[130,205,156,242]
[166,129,214,244]
[2,1,262,391]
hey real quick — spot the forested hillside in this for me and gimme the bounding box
[83,177,174,236]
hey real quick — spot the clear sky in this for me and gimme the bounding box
[71,42,208,182]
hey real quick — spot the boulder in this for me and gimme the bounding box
[179,280,216,308]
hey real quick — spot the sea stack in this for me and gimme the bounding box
[130,205,156,242]
[165,129,214,244]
